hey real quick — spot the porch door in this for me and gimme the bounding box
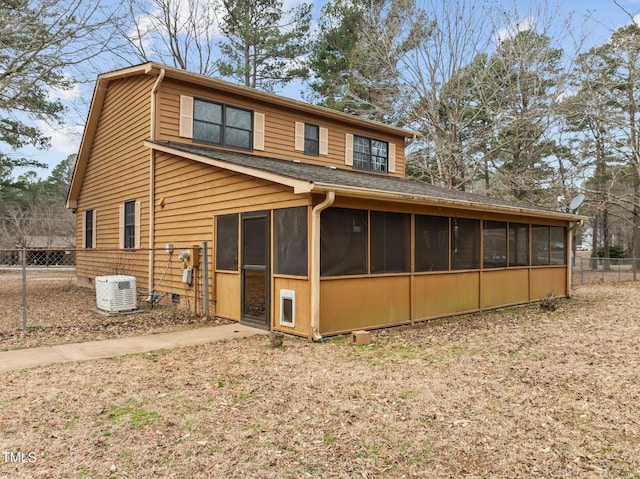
[241,211,270,330]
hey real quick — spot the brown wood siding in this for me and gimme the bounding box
[75,75,154,283]
[156,78,406,178]
[319,276,411,336]
[411,272,481,321]
[215,272,241,320]
[273,277,311,338]
[153,150,310,309]
[481,268,530,308]
[530,267,567,300]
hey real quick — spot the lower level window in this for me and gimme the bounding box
[124,201,136,249]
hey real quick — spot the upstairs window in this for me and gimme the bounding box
[353,135,388,173]
[193,98,253,150]
[304,123,319,156]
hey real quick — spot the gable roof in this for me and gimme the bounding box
[147,141,584,222]
[67,62,416,209]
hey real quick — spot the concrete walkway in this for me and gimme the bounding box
[0,324,268,373]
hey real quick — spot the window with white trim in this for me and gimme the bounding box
[304,123,319,156]
[193,98,253,150]
[84,210,96,249]
[353,135,388,173]
[124,201,136,249]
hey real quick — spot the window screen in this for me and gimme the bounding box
[304,123,319,156]
[216,214,239,271]
[531,225,550,266]
[274,207,308,276]
[415,215,449,271]
[451,218,480,270]
[483,221,507,268]
[124,201,136,249]
[320,208,368,276]
[370,211,410,274]
[550,226,566,265]
[509,223,529,266]
[85,210,93,249]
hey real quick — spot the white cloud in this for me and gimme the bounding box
[38,120,83,156]
[634,14,640,26]
[49,82,81,103]
[496,17,535,44]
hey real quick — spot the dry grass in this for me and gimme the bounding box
[0,272,227,351]
[1,283,639,478]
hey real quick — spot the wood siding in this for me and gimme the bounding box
[75,75,154,283]
[156,78,406,178]
[320,276,411,335]
[153,150,310,315]
[273,277,311,338]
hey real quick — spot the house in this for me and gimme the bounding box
[66,62,585,340]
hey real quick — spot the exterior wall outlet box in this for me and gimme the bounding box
[351,330,370,345]
[182,268,193,285]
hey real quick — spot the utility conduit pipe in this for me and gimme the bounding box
[148,68,165,294]
[311,190,335,342]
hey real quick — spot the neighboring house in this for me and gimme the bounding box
[67,62,585,340]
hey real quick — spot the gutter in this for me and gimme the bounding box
[309,182,588,223]
[148,68,166,293]
[568,219,584,232]
[310,191,335,341]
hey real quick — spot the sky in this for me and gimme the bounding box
[8,0,640,181]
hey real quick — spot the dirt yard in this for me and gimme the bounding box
[0,270,227,351]
[1,283,639,478]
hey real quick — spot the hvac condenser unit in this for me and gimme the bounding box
[95,275,137,312]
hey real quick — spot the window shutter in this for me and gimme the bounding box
[388,143,396,173]
[92,210,97,249]
[319,127,328,155]
[135,201,141,249]
[82,211,87,249]
[345,134,354,166]
[118,204,125,249]
[179,95,194,138]
[253,112,265,150]
[294,122,304,151]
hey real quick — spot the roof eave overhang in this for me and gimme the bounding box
[66,77,110,209]
[149,142,586,224]
[308,182,587,223]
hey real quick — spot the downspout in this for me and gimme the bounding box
[310,191,335,342]
[566,219,584,298]
[149,68,165,294]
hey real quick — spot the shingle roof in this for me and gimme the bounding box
[150,141,583,221]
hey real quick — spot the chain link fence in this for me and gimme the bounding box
[0,245,211,335]
[1,246,636,336]
[571,256,639,285]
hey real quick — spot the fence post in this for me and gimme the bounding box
[580,255,584,285]
[21,248,27,331]
[201,241,209,318]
